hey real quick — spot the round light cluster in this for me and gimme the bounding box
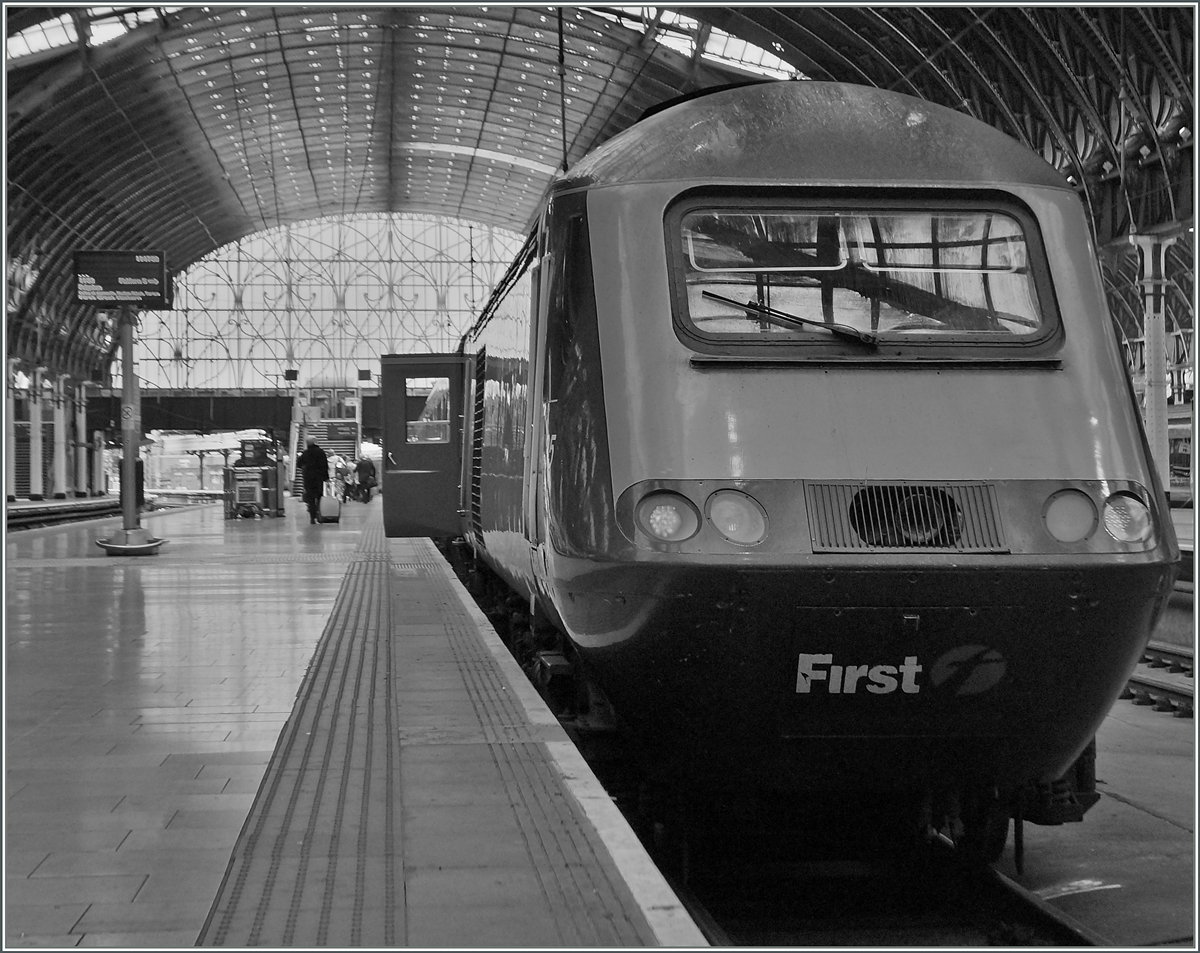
[635,492,699,542]
[1043,488,1153,544]
[1043,489,1097,543]
[635,488,768,545]
[706,489,767,544]
[1102,492,1152,543]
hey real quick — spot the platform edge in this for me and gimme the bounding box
[417,539,710,948]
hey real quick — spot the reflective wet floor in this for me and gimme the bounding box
[6,498,693,949]
[6,499,370,947]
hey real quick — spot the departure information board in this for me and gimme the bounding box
[74,250,169,308]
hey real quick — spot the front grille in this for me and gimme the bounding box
[806,481,1007,553]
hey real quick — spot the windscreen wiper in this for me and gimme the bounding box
[702,291,878,347]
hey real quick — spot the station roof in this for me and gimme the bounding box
[6,5,1194,381]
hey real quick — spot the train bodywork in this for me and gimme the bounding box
[383,82,1178,836]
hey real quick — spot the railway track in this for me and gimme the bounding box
[568,724,1116,947]
[1123,581,1193,717]
[6,494,221,532]
[658,836,1107,947]
[1124,652,1193,717]
[6,498,121,530]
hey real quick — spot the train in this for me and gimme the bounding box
[381,81,1180,863]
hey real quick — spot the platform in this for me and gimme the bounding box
[5,499,703,948]
[994,698,1194,947]
[6,497,1193,948]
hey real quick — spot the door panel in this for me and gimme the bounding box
[380,353,466,538]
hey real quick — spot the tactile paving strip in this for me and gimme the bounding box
[196,522,658,947]
[408,544,653,947]
[197,518,400,946]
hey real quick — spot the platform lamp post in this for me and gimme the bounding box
[284,368,301,490]
[97,306,165,555]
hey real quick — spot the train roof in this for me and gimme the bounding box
[561,81,1067,193]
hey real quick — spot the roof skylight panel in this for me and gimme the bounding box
[6,13,76,59]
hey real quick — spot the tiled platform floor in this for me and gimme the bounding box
[5,498,702,948]
[6,499,370,947]
[7,497,1192,947]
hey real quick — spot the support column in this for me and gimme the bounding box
[6,360,17,502]
[52,377,68,499]
[28,368,44,501]
[75,383,89,496]
[1130,233,1177,495]
[97,308,163,554]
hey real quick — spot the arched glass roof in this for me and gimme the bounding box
[6,5,1193,384]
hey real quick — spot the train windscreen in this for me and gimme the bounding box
[674,203,1051,347]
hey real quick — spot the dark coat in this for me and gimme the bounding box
[297,444,329,487]
[354,457,377,484]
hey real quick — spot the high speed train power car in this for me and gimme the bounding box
[382,81,1179,862]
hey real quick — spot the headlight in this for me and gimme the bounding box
[706,489,768,545]
[1043,489,1097,543]
[1102,492,1152,543]
[635,492,700,542]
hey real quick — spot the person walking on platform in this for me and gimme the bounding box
[354,456,377,503]
[296,436,329,524]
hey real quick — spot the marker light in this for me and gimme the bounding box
[1043,489,1097,543]
[1102,492,1152,543]
[707,489,768,545]
[635,492,700,542]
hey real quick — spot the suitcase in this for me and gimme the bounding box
[318,484,341,523]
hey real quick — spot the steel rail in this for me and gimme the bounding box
[1142,640,1193,675]
[6,498,121,531]
[6,495,223,532]
[1124,666,1194,716]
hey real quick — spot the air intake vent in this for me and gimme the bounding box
[806,482,1007,553]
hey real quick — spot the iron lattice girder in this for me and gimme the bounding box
[5,5,1192,384]
[682,7,1190,231]
[7,5,742,382]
